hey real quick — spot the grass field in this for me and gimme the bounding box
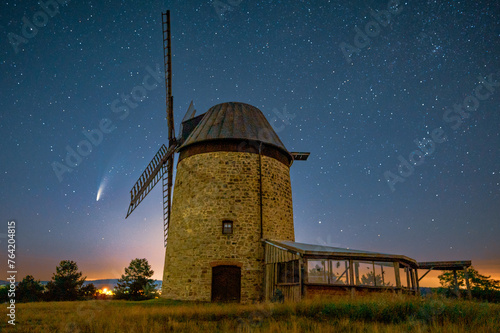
[3,294,500,332]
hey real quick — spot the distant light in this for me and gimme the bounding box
[99,287,114,296]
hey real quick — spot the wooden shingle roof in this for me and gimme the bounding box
[180,102,289,153]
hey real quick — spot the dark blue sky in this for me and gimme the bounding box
[1,0,499,285]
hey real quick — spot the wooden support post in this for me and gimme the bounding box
[345,260,349,284]
[349,260,354,286]
[274,262,278,297]
[349,259,355,298]
[394,262,401,292]
[354,262,360,285]
[453,270,460,298]
[464,267,472,300]
[406,267,411,290]
[415,269,420,296]
[299,258,303,301]
[323,260,327,284]
[327,260,331,284]
[410,269,416,293]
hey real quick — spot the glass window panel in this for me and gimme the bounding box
[285,261,294,283]
[277,262,286,283]
[374,262,396,287]
[307,260,328,284]
[293,260,300,283]
[329,260,349,285]
[278,260,299,284]
[354,261,375,286]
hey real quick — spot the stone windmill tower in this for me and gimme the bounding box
[163,102,308,303]
[125,11,309,303]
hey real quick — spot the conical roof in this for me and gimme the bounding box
[180,102,289,153]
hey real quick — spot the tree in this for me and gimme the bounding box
[79,283,97,299]
[142,282,159,299]
[115,258,155,300]
[0,286,9,303]
[16,275,44,302]
[438,267,500,291]
[360,271,392,287]
[46,260,86,301]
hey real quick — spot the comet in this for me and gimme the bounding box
[96,185,103,201]
[96,177,108,201]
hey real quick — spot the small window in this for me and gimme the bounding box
[222,220,233,234]
[278,260,300,284]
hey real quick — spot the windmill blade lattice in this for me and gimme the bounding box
[126,144,176,218]
[162,155,174,247]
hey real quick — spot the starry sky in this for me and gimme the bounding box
[1,0,499,287]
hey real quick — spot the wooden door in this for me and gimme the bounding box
[211,265,241,302]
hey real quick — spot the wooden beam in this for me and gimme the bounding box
[299,258,303,301]
[464,267,472,300]
[415,269,420,295]
[394,262,401,289]
[410,269,416,292]
[418,267,433,281]
[453,270,460,298]
[418,260,472,270]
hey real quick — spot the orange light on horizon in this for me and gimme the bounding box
[99,288,114,296]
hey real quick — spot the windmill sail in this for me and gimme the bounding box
[162,10,175,248]
[126,144,176,218]
[162,159,173,247]
[126,10,180,248]
[163,11,175,144]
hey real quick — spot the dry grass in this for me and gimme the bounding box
[3,294,500,332]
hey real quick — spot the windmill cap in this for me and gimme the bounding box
[181,101,290,148]
[181,102,287,148]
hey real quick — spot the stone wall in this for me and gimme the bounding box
[162,151,294,303]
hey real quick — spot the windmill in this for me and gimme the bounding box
[125,10,194,247]
[124,10,312,304]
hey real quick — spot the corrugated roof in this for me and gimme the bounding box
[269,240,387,255]
[266,240,417,265]
[180,102,289,152]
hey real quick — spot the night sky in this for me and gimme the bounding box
[1,0,499,286]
